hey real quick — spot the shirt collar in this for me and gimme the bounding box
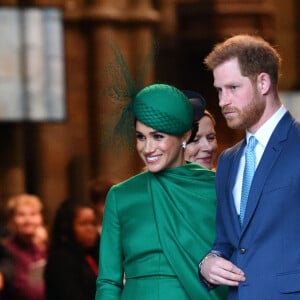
[245,105,287,147]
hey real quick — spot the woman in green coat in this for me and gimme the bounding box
[96,83,227,300]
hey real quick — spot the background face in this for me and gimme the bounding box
[12,204,43,238]
[185,116,218,169]
[73,207,99,249]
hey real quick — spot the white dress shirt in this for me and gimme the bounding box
[233,105,287,214]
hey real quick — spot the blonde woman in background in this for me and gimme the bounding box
[4,194,47,300]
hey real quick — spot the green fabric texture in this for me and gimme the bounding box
[96,163,227,300]
[133,84,193,135]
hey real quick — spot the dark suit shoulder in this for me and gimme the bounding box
[219,139,244,160]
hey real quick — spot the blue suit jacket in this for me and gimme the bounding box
[214,112,300,299]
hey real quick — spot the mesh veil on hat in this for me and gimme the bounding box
[182,90,206,121]
[101,43,193,149]
[133,84,194,135]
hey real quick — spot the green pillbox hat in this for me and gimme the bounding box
[133,84,193,135]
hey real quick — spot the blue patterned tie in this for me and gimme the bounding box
[240,136,258,225]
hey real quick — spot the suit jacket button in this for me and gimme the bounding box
[240,248,246,254]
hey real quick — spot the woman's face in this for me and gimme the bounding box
[73,207,99,249]
[11,204,43,238]
[185,115,218,169]
[136,121,186,173]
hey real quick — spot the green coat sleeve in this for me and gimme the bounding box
[95,188,124,300]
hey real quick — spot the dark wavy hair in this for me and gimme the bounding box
[49,200,96,249]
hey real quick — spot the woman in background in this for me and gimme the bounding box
[4,193,47,300]
[45,200,99,300]
[183,90,218,170]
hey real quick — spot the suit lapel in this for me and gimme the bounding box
[241,112,293,230]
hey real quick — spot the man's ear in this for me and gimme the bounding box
[257,72,271,95]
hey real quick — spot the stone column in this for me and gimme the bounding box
[0,125,26,204]
[85,0,159,181]
[28,0,91,223]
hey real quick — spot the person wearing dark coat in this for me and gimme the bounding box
[44,200,99,300]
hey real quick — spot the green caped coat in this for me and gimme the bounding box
[96,162,227,300]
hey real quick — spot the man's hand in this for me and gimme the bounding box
[200,255,245,286]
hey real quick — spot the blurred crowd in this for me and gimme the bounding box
[0,177,115,300]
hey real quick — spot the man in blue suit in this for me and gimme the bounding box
[199,34,300,299]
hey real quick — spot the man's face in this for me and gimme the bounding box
[213,57,265,132]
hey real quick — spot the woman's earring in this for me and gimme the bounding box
[182,141,187,149]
